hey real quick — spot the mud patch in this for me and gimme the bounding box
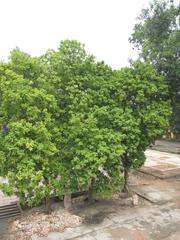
[83,211,112,225]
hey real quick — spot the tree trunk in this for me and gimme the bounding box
[44,197,52,214]
[122,168,129,193]
[88,179,94,203]
[64,193,72,210]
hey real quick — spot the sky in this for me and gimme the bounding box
[0,0,151,69]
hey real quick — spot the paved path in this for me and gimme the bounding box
[70,202,180,240]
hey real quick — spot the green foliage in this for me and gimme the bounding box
[0,40,171,205]
[0,41,125,205]
[130,0,180,132]
[114,61,171,171]
[0,62,65,206]
[49,40,125,194]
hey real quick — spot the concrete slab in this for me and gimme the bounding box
[152,140,180,154]
[74,226,149,240]
[145,150,180,168]
[133,184,180,204]
[139,150,180,178]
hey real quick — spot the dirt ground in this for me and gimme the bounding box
[1,140,180,240]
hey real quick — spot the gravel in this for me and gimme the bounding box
[6,207,82,240]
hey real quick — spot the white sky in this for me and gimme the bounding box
[0,0,151,69]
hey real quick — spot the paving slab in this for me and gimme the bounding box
[132,181,180,204]
[139,150,180,178]
[152,140,180,154]
[73,226,149,240]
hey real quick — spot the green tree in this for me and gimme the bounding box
[0,41,171,206]
[9,48,44,80]
[0,41,126,208]
[0,62,67,211]
[114,61,171,191]
[130,0,180,132]
[49,40,125,201]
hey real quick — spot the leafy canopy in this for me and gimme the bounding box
[130,0,180,132]
[114,61,171,173]
[0,40,171,205]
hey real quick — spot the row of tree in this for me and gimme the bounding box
[0,40,171,209]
